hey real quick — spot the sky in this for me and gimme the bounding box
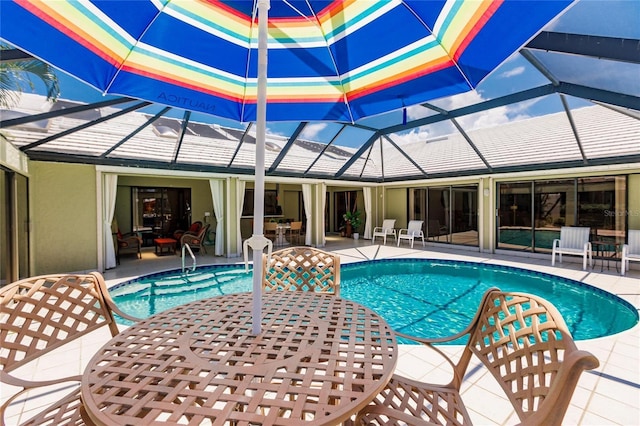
[10,0,640,150]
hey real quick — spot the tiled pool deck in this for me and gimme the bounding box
[3,238,639,425]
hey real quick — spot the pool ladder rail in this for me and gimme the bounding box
[182,243,196,273]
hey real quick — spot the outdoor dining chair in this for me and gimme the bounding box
[621,229,640,276]
[262,246,340,296]
[551,226,593,270]
[287,221,303,245]
[372,219,397,245]
[397,220,425,248]
[0,272,142,426]
[264,221,279,243]
[355,288,599,426]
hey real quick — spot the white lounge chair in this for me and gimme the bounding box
[372,219,397,244]
[551,226,593,270]
[397,220,425,248]
[621,229,640,276]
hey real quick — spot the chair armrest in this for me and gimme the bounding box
[394,287,500,366]
[103,297,145,323]
[1,370,83,417]
[1,369,81,390]
[552,238,560,248]
[119,233,142,243]
[519,349,599,425]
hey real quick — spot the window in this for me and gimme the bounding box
[578,176,626,241]
[409,185,479,247]
[497,175,627,253]
[242,189,279,217]
[132,187,191,243]
[334,191,358,232]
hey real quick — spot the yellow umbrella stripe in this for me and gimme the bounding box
[317,0,399,42]
[343,48,454,96]
[338,36,450,92]
[166,0,251,46]
[438,0,497,56]
[126,49,345,103]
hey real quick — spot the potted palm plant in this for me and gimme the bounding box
[343,211,362,239]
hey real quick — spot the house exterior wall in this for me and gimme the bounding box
[385,188,408,230]
[30,161,98,275]
[13,157,640,276]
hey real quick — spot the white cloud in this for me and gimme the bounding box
[300,123,327,140]
[389,90,543,144]
[500,66,526,78]
[389,127,433,145]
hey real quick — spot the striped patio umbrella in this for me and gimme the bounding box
[1,0,574,333]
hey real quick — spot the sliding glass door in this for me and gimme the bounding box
[497,176,627,253]
[409,184,479,247]
[1,168,30,286]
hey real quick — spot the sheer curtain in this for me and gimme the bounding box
[320,183,327,247]
[236,180,246,255]
[103,174,118,269]
[302,183,312,245]
[209,179,224,256]
[363,187,372,239]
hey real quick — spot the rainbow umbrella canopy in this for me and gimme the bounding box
[1,0,573,333]
[1,0,574,123]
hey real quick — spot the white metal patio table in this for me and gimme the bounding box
[275,223,291,247]
[81,291,397,425]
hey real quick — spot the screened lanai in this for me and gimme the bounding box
[1,0,639,281]
[1,0,639,181]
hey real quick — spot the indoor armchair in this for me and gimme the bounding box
[116,230,142,264]
[180,223,210,254]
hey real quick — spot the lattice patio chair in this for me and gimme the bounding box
[372,219,397,245]
[355,288,599,426]
[0,272,142,426]
[262,246,340,296]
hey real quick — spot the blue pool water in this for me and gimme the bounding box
[498,228,559,249]
[109,259,638,343]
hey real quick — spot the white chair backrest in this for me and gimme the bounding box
[560,226,590,249]
[381,219,396,230]
[407,220,424,235]
[628,229,640,254]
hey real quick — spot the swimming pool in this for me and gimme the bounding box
[109,258,638,343]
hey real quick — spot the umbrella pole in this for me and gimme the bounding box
[250,0,270,335]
